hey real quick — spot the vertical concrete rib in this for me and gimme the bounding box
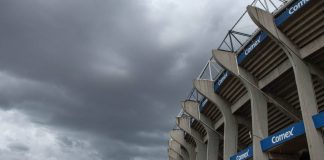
[176,116,207,160]
[169,148,183,160]
[247,6,324,159]
[181,147,189,160]
[170,140,187,160]
[212,50,269,160]
[193,80,238,160]
[182,101,214,130]
[170,130,196,160]
[182,101,219,160]
[206,129,219,160]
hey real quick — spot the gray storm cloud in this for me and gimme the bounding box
[0,0,247,159]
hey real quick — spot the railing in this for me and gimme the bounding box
[218,0,289,52]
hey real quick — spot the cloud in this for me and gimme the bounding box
[0,109,102,160]
[0,0,249,159]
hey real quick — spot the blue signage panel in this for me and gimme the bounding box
[237,0,311,64]
[260,121,305,152]
[230,146,253,160]
[237,32,268,64]
[275,0,311,26]
[199,98,208,112]
[312,112,324,128]
[214,71,230,93]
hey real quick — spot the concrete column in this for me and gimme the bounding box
[245,80,269,160]
[176,116,207,160]
[213,50,301,121]
[206,129,219,160]
[170,140,188,160]
[169,148,183,160]
[169,157,175,160]
[182,100,220,160]
[194,80,238,160]
[183,100,252,134]
[170,130,196,160]
[181,147,190,160]
[195,141,207,160]
[247,6,324,159]
[182,100,214,130]
[212,50,269,160]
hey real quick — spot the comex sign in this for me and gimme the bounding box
[214,71,230,93]
[244,35,261,56]
[261,121,305,151]
[275,0,311,26]
[230,146,253,160]
[289,0,310,14]
[238,0,311,64]
[237,32,267,64]
[271,127,294,144]
[199,98,208,112]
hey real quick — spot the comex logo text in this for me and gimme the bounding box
[289,0,309,15]
[236,149,249,160]
[271,127,294,144]
[244,36,261,56]
[217,72,228,86]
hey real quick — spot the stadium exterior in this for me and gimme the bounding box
[168,0,324,160]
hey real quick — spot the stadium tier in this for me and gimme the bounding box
[168,0,324,160]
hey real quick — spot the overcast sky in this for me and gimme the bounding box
[0,0,250,159]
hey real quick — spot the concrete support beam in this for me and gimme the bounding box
[247,6,324,159]
[170,140,181,153]
[182,100,220,160]
[181,147,189,160]
[206,129,219,160]
[170,140,187,159]
[309,65,324,85]
[214,116,252,133]
[170,130,196,160]
[213,50,269,160]
[231,93,250,113]
[176,117,203,143]
[176,116,207,160]
[266,92,302,120]
[258,59,291,89]
[300,34,324,59]
[194,140,207,160]
[194,80,238,160]
[182,100,224,138]
[182,101,214,131]
[169,148,183,160]
[214,117,224,130]
[213,49,300,121]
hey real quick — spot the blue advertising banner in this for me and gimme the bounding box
[214,71,230,93]
[237,32,267,64]
[199,98,208,112]
[236,0,311,64]
[230,146,253,160]
[260,121,305,152]
[312,112,324,128]
[275,0,311,26]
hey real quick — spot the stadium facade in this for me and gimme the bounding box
[168,0,324,160]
